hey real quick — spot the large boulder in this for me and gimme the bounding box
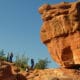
[39,2,80,67]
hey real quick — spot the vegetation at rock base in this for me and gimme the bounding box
[15,55,50,70]
[0,49,7,61]
[15,54,29,70]
[0,49,50,71]
[34,58,50,69]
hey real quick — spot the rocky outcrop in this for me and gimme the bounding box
[0,61,26,80]
[0,61,80,80]
[39,2,80,67]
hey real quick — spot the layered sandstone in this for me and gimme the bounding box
[39,2,80,67]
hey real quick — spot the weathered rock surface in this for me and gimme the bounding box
[0,61,80,80]
[39,2,80,67]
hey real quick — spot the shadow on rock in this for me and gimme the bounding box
[16,73,27,80]
[0,63,27,80]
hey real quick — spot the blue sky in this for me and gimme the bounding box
[0,0,75,68]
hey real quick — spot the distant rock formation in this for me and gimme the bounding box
[39,2,80,67]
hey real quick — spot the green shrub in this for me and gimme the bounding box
[34,58,50,69]
[15,54,29,70]
[0,49,7,61]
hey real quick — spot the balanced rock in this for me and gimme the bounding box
[39,2,80,67]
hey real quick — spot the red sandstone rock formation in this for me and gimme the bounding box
[0,61,80,80]
[39,2,80,67]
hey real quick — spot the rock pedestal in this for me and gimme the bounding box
[39,2,80,67]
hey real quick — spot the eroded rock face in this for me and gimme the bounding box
[39,2,80,67]
[1,61,80,80]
